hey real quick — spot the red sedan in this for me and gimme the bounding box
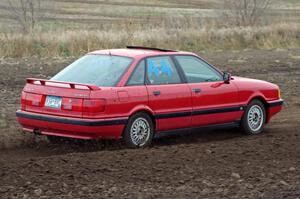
[16,46,283,147]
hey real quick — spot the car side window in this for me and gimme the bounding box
[175,56,222,83]
[146,56,181,85]
[127,60,145,86]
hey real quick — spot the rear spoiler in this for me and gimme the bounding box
[26,78,100,90]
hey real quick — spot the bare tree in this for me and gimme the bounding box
[7,0,42,33]
[223,0,272,26]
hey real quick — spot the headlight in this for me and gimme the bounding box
[278,88,281,99]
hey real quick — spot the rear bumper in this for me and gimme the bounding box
[266,99,283,123]
[16,110,127,139]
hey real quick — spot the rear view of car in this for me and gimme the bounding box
[17,54,133,141]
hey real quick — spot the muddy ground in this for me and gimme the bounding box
[0,49,299,198]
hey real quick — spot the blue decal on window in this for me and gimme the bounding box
[148,60,159,77]
[160,59,172,77]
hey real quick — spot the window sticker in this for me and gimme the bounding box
[160,59,172,77]
[147,58,173,77]
[148,59,159,77]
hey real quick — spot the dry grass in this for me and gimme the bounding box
[0,0,299,58]
[0,21,299,58]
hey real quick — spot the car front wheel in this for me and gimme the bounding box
[241,99,266,135]
[123,113,154,148]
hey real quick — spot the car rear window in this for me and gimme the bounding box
[51,54,133,87]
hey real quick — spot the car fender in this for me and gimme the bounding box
[232,76,279,106]
[245,91,268,105]
[128,105,155,118]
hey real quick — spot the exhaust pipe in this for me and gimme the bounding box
[33,129,41,135]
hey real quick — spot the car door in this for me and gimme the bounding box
[145,56,192,131]
[174,55,242,127]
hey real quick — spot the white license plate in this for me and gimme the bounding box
[45,96,62,109]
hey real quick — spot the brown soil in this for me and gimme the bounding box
[0,49,299,198]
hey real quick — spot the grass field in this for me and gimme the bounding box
[0,0,299,57]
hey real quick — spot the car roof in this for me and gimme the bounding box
[88,48,195,59]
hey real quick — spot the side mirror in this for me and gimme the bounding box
[223,72,231,83]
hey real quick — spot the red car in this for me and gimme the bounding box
[16,46,283,147]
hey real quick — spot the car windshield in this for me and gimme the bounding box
[51,54,133,87]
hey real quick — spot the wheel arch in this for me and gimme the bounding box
[127,106,157,130]
[246,96,269,123]
[121,108,156,147]
[131,110,156,128]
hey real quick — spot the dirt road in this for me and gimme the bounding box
[0,49,299,198]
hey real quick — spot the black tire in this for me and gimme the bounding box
[241,99,266,135]
[123,112,154,148]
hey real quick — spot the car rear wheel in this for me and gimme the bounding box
[123,113,154,148]
[241,99,266,135]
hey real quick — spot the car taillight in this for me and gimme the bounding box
[61,98,105,113]
[24,93,45,107]
[21,92,26,110]
[61,98,83,111]
[83,99,106,113]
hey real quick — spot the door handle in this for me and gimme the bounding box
[192,88,201,93]
[153,91,161,96]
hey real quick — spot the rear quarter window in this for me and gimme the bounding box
[127,60,145,86]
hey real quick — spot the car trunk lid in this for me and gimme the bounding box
[21,78,104,118]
